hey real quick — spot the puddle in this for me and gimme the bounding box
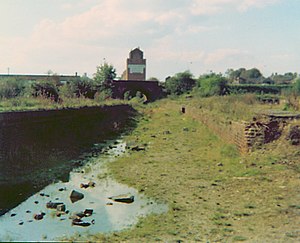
[0,141,167,241]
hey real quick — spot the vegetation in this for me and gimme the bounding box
[0,78,29,99]
[196,73,228,97]
[227,67,264,84]
[0,65,299,241]
[60,76,96,99]
[165,70,195,95]
[227,68,298,85]
[81,96,300,242]
[93,62,117,91]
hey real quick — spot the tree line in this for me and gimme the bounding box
[0,64,299,106]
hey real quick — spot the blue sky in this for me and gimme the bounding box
[0,0,299,80]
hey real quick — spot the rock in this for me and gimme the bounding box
[34,213,44,220]
[72,219,91,227]
[70,190,84,203]
[75,212,86,218]
[46,201,64,209]
[84,209,93,217]
[108,194,134,204]
[11,213,16,217]
[58,187,66,192]
[106,202,113,206]
[80,181,96,189]
[80,183,89,189]
[34,201,39,204]
[57,204,66,212]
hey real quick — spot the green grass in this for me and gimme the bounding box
[0,96,127,112]
[66,96,300,242]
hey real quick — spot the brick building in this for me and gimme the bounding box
[122,47,146,81]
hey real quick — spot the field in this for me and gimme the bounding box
[83,96,300,242]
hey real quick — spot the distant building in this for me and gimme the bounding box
[122,47,146,81]
[0,74,80,84]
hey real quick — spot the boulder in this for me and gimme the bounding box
[70,190,84,203]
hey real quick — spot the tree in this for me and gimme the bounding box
[228,67,264,84]
[93,62,116,90]
[147,77,159,81]
[196,73,228,97]
[165,71,196,95]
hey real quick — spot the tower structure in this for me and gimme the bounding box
[125,47,146,81]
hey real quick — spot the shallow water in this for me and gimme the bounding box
[0,106,137,215]
[0,142,167,241]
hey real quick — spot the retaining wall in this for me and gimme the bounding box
[188,106,293,154]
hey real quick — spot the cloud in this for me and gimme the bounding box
[204,48,250,65]
[190,0,281,15]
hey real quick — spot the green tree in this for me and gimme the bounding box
[165,71,195,95]
[196,73,228,97]
[93,62,116,90]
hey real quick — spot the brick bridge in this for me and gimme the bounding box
[111,80,165,102]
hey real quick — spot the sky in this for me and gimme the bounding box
[0,0,299,80]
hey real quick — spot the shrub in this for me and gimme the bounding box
[0,78,29,99]
[196,73,228,97]
[61,78,97,99]
[32,80,60,102]
[165,71,196,95]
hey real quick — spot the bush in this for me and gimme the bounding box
[0,78,29,99]
[32,80,60,102]
[165,71,196,95]
[196,73,228,97]
[60,78,96,99]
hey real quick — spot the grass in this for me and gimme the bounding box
[0,96,128,112]
[65,95,300,242]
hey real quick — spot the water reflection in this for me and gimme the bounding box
[0,142,167,241]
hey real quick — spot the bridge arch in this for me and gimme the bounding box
[111,80,164,102]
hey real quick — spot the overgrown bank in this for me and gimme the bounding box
[87,97,300,242]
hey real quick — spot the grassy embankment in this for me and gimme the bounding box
[88,95,300,242]
[0,97,127,112]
